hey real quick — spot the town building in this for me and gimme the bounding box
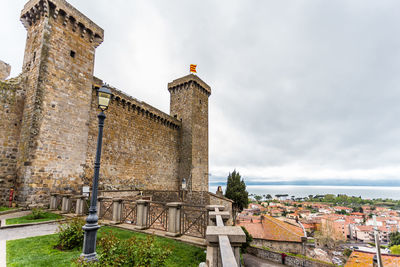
[237,214,307,254]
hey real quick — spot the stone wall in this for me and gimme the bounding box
[252,238,304,255]
[247,246,333,267]
[0,60,11,81]
[16,0,104,204]
[84,87,181,192]
[168,75,211,192]
[0,78,24,205]
[1,0,211,206]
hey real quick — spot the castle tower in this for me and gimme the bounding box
[168,74,211,192]
[16,0,104,204]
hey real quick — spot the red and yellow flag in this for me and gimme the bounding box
[190,64,197,73]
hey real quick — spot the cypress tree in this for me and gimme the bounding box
[225,170,249,219]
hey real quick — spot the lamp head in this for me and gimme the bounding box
[98,84,112,111]
[182,178,187,190]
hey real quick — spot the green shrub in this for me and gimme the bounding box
[391,245,400,255]
[343,248,352,258]
[28,208,45,219]
[56,218,85,250]
[240,226,253,253]
[74,230,172,266]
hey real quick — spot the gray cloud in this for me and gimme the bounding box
[2,0,400,184]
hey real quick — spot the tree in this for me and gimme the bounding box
[390,232,400,247]
[225,170,249,220]
[266,194,272,200]
[254,195,262,203]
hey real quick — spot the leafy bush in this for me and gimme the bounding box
[391,245,400,255]
[56,218,85,250]
[240,226,253,253]
[74,230,172,266]
[390,232,400,247]
[343,248,352,258]
[28,208,45,219]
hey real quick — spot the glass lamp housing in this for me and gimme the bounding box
[98,85,112,111]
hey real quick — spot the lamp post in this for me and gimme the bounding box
[82,84,112,261]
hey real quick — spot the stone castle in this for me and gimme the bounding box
[0,0,212,206]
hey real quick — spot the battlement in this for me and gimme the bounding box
[93,78,181,130]
[168,74,211,96]
[20,0,104,47]
[0,60,11,81]
[0,76,24,104]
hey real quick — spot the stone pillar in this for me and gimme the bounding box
[75,195,87,216]
[166,202,183,237]
[49,193,59,210]
[61,194,72,214]
[135,200,150,230]
[111,198,124,224]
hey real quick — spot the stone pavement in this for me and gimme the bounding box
[243,253,285,267]
[0,211,59,267]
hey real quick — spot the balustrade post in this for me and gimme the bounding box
[111,198,124,224]
[206,205,225,226]
[135,200,150,230]
[166,202,183,237]
[205,207,246,267]
[97,196,106,218]
[75,195,87,216]
[49,193,59,210]
[61,194,72,214]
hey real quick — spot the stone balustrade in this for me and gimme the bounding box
[49,194,245,266]
[205,205,246,267]
[48,194,208,239]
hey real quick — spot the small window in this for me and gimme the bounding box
[33,52,36,62]
[70,50,76,58]
[199,99,202,104]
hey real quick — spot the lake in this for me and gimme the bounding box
[209,185,400,200]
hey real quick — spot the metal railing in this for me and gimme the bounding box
[122,200,137,224]
[147,201,168,231]
[181,205,208,238]
[50,194,214,242]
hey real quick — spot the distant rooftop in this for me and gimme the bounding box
[345,251,400,267]
[237,214,304,243]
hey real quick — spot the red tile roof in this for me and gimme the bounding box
[237,215,304,242]
[345,251,400,267]
[355,225,373,232]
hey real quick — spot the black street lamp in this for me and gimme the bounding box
[82,84,112,261]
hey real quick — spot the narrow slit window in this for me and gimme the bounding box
[70,50,76,58]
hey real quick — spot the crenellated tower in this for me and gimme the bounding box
[16,0,104,204]
[168,74,211,192]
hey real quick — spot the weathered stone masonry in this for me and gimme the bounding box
[0,0,211,206]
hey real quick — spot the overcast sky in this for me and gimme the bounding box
[2,0,400,186]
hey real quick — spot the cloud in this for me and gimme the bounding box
[2,0,400,186]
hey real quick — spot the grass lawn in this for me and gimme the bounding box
[0,206,16,212]
[6,212,63,225]
[7,226,206,267]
